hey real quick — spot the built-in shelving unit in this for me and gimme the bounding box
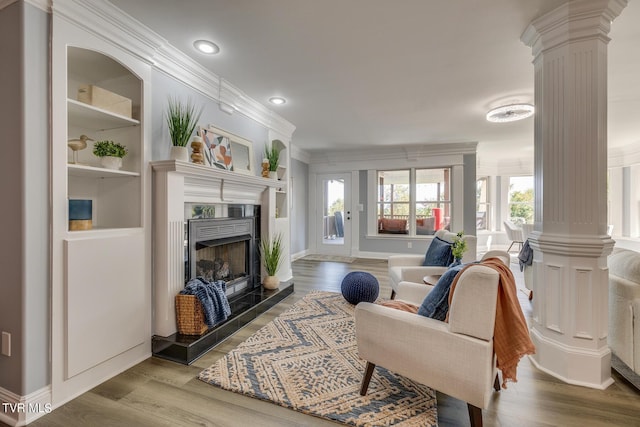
[66,47,143,231]
[51,20,151,407]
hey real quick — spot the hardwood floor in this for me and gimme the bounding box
[10,257,640,426]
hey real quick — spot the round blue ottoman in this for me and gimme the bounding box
[341,271,379,305]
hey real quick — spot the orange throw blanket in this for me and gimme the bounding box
[447,257,535,388]
[377,299,419,313]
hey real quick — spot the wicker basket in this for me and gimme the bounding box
[175,294,208,335]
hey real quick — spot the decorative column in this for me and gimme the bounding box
[521,0,626,389]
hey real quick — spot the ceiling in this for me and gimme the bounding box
[110,0,640,163]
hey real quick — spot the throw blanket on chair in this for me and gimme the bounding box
[447,257,535,388]
[181,277,231,327]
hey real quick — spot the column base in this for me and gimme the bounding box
[530,327,614,389]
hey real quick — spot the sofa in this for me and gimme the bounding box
[388,230,477,297]
[378,218,408,234]
[608,248,640,377]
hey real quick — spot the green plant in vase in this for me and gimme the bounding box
[260,233,284,289]
[451,231,467,264]
[264,140,282,177]
[93,140,127,170]
[166,97,203,161]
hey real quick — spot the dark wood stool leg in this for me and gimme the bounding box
[467,403,483,427]
[390,290,396,300]
[494,372,501,392]
[360,362,376,395]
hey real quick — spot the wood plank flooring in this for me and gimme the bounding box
[11,257,640,426]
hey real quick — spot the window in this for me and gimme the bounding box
[508,176,534,225]
[377,168,451,235]
[476,177,489,230]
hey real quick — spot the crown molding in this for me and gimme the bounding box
[477,156,534,177]
[52,0,295,139]
[290,144,311,164]
[308,141,477,168]
[476,141,639,175]
[609,142,640,167]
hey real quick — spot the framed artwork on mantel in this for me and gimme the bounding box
[198,125,254,175]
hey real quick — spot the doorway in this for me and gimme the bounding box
[316,173,352,256]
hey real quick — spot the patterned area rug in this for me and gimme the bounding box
[302,254,356,263]
[198,291,437,426]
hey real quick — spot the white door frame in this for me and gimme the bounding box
[312,172,358,256]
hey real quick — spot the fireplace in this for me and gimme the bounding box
[151,161,293,364]
[187,216,259,297]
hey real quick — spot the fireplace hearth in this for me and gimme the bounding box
[152,281,294,364]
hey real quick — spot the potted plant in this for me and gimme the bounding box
[263,140,282,179]
[166,97,202,162]
[93,140,127,170]
[260,233,284,289]
[451,231,467,265]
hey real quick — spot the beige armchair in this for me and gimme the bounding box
[608,248,640,379]
[356,265,501,427]
[388,230,477,298]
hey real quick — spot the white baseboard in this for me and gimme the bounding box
[290,249,310,261]
[353,250,391,260]
[0,385,52,427]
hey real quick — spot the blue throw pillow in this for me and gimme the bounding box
[417,263,466,320]
[422,237,454,267]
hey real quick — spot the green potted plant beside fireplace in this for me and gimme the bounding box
[260,233,284,290]
[93,140,127,170]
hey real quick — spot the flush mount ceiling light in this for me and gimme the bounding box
[486,103,534,123]
[269,97,286,105]
[193,40,220,55]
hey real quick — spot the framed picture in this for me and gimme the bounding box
[199,126,232,171]
[198,125,254,175]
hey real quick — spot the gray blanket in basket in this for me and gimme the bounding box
[180,278,231,327]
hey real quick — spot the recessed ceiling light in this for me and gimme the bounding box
[269,97,286,105]
[486,103,534,123]
[193,40,220,55]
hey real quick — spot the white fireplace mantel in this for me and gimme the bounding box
[150,159,286,336]
[151,160,286,205]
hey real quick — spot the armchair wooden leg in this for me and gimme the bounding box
[360,362,376,396]
[390,290,396,300]
[493,372,501,392]
[467,403,483,427]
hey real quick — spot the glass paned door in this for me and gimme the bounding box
[317,173,351,256]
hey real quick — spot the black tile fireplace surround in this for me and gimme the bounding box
[152,205,294,364]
